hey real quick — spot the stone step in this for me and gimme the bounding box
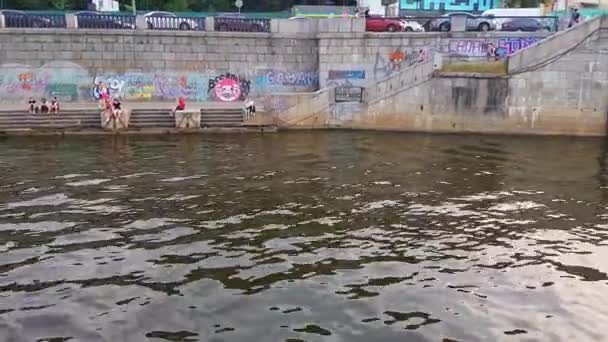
[0,119,98,124]
[201,115,243,120]
[202,120,243,125]
[0,114,99,118]
[201,114,243,118]
[0,123,99,129]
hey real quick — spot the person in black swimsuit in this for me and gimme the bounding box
[28,98,37,114]
[39,98,49,114]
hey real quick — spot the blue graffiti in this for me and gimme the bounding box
[400,0,495,12]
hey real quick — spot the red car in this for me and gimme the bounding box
[366,15,407,32]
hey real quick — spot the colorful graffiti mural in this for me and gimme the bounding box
[262,70,318,87]
[0,61,322,103]
[400,0,495,12]
[0,62,90,101]
[373,47,432,79]
[254,69,319,93]
[92,73,209,101]
[209,73,251,102]
[448,37,541,58]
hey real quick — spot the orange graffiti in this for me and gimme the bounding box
[178,76,188,88]
[18,72,34,90]
[389,51,405,71]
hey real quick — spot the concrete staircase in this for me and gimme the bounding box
[129,109,174,129]
[201,108,243,128]
[0,110,99,130]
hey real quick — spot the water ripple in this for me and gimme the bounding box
[1,133,608,341]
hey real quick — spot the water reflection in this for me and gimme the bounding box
[1,132,608,341]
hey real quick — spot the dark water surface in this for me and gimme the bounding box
[1,132,608,342]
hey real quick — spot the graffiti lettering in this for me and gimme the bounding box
[265,70,318,87]
[328,70,366,80]
[448,38,541,58]
[373,47,431,79]
[497,37,540,56]
[448,40,488,57]
[209,73,251,102]
[400,0,493,12]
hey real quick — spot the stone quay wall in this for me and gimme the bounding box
[0,24,551,105]
[0,29,319,103]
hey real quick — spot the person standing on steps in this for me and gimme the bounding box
[569,8,581,28]
[28,98,38,114]
[244,98,256,119]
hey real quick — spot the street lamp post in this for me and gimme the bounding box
[132,0,136,15]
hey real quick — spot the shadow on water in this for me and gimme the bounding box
[1,132,608,341]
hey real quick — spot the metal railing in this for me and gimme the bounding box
[1,13,66,28]
[335,87,364,103]
[145,15,206,31]
[76,13,135,29]
[214,17,271,32]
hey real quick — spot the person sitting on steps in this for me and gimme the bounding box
[171,97,186,116]
[50,97,60,114]
[39,98,49,114]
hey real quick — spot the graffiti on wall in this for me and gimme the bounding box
[326,70,366,87]
[328,70,366,80]
[258,70,318,88]
[0,62,90,101]
[400,0,495,12]
[448,37,541,58]
[209,73,251,102]
[0,60,322,103]
[373,47,431,79]
[92,73,209,101]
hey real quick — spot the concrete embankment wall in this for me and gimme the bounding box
[329,16,607,136]
[0,26,550,105]
[0,29,319,103]
[318,31,551,87]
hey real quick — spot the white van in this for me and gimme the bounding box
[482,8,544,30]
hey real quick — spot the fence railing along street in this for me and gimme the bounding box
[0,11,562,34]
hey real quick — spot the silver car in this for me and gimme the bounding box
[144,11,202,30]
[430,12,496,32]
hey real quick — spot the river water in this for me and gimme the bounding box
[1,132,608,342]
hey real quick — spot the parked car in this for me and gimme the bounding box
[0,10,54,28]
[215,13,266,32]
[144,11,201,30]
[75,11,134,29]
[430,12,495,32]
[366,15,406,32]
[501,17,544,31]
[402,19,425,32]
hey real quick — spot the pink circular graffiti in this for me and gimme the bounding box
[212,78,242,102]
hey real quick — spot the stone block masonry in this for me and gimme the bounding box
[0,26,556,105]
[0,29,319,104]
